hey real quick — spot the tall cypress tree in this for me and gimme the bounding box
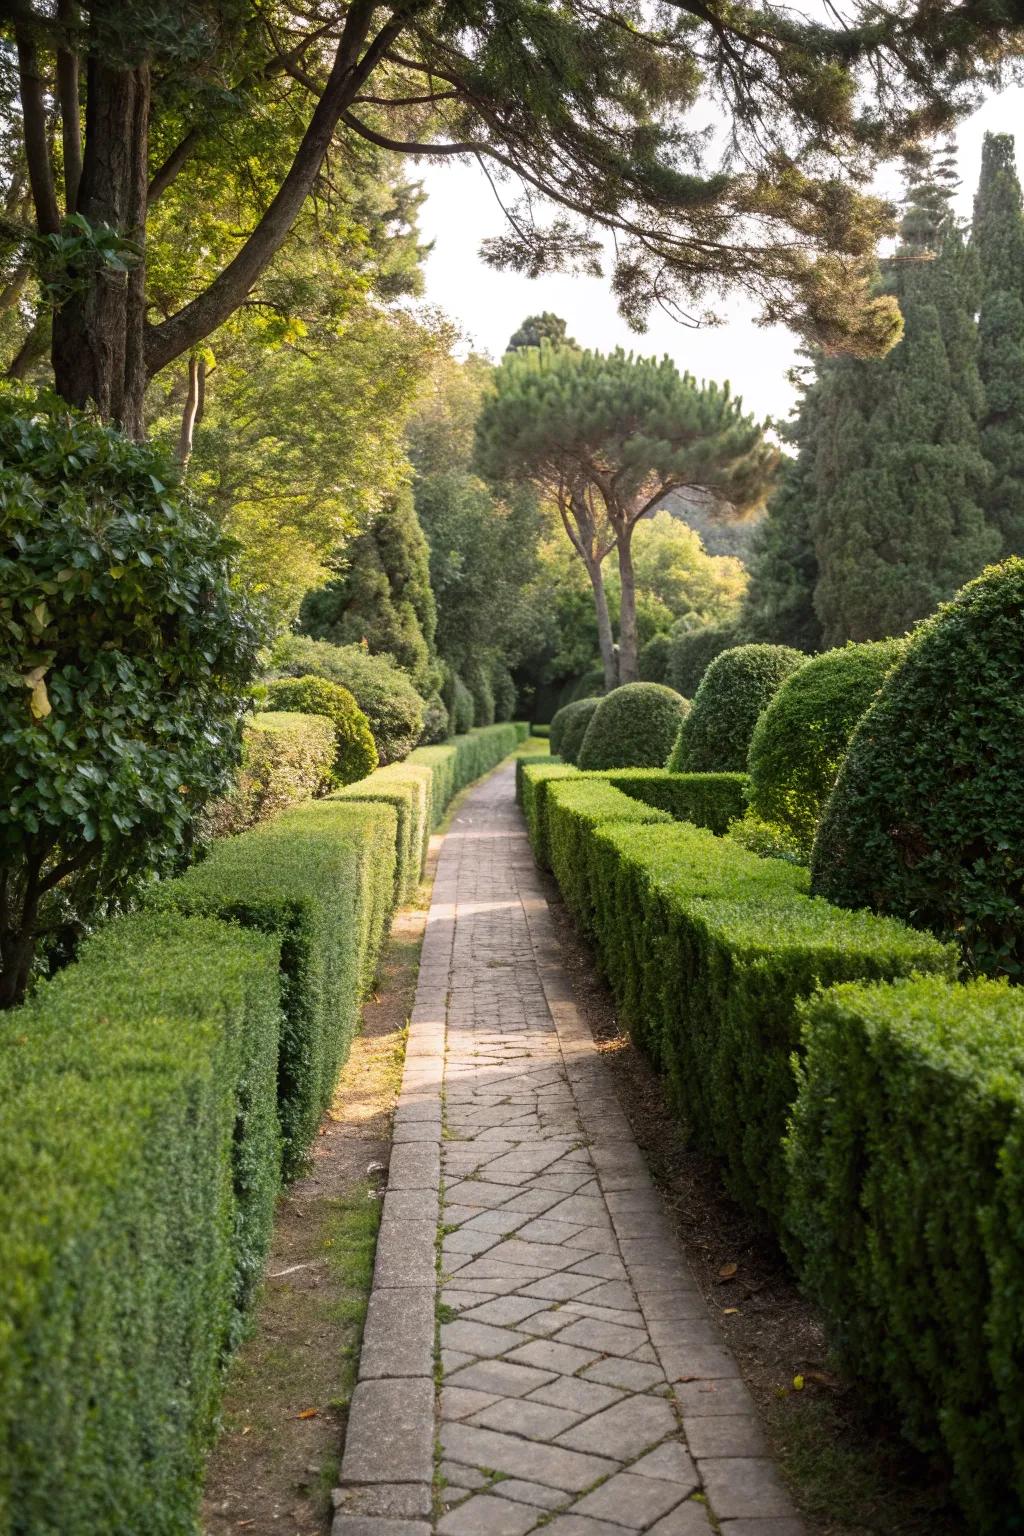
[299,487,439,694]
[972,133,1024,555]
[810,149,999,645]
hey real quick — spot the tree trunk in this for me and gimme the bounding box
[50,47,150,437]
[585,554,618,692]
[616,531,639,684]
[176,354,205,466]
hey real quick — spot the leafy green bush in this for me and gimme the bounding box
[409,724,520,826]
[599,768,748,834]
[203,712,336,838]
[445,671,475,735]
[492,663,518,722]
[668,643,805,773]
[265,674,377,786]
[0,909,281,1532]
[747,640,906,854]
[150,799,396,1177]
[545,778,670,932]
[545,809,953,1224]
[419,691,450,745]
[727,810,807,864]
[549,696,599,759]
[786,976,1024,1528]
[465,658,495,727]
[0,388,264,1007]
[638,632,672,683]
[334,762,434,901]
[811,562,1024,977]
[578,682,689,770]
[666,622,738,696]
[271,634,424,765]
[518,760,578,867]
[531,723,551,739]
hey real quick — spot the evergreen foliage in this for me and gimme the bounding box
[465,658,496,727]
[666,622,740,697]
[298,487,438,695]
[972,133,1024,556]
[265,675,378,787]
[507,313,577,352]
[811,560,1024,978]
[577,683,690,771]
[668,644,805,772]
[444,671,475,736]
[549,697,599,762]
[747,640,906,855]
[271,634,424,765]
[638,633,672,683]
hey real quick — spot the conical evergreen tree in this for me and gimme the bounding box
[299,487,439,694]
[972,132,1024,555]
[810,148,999,644]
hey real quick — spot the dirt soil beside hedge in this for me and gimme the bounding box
[542,871,963,1536]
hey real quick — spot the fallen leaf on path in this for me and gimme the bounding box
[717,1262,738,1280]
[296,1408,318,1420]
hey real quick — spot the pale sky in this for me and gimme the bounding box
[416,86,1024,426]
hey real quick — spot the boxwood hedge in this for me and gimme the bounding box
[545,778,670,933]
[0,911,282,1534]
[786,976,1024,1528]
[549,696,600,761]
[409,723,520,826]
[577,682,689,771]
[668,643,805,772]
[202,711,336,838]
[598,768,748,835]
[541,798,954,1225]
[334,762,434,901]
[150,798,397,1178]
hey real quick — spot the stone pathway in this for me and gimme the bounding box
[333,763,804,1536]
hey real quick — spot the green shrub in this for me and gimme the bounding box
[0,909,281,1532]
[638,632,672,683]
[546,778,670,932]
[150,799,396,1178]
[203,712,336,838]
[747,639,906,855]
[555,816,954,1225]
[668,643,805,773]
[0,387,264,1007]
[518,760,578,867]
[493,663,518,722]
[445,671,475,735]
[512,721,530,743]
[811,561,1024,977]
[667,622,739,696]
[419,690,450,744]
[271,634,424,765]
[465,659,495,727]
[785,976,1024,1528]
[599,769,748,835]
[531,723,551,739]
[549,696,599,759]
[265,675,377,787]
[727,810,807,864]
[578,682,689,770]
[333,762,434,901]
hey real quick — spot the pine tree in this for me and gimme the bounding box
[506,314,577,352]
[972,132,1024,555]
[299,488,439,694]
[810,149,999,644]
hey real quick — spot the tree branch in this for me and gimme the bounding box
[16,25,60,235]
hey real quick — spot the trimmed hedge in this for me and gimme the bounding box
[518,760,579,868]
[0,910,282,1533]
[546,778,670,932]
[333,762,434,902]
[545,800,954,1225]
[578,682,689,770]
[272,634,424,765]
[150,799,397,1178]
[747,639,906,855]
[812,560,1024,978]
[786,977,1024,1528]
[202,711,336,838]
[409,724,520,827]
[599,768,748,835]
[669,643,805,772]
[265,674,378,787]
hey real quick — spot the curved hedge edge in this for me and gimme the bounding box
[598,768,748,835]
[0,910,282,1534]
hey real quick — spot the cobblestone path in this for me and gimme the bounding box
[333,762,804,1536]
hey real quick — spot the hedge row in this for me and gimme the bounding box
[518,760,750,868]
[786,977,1024,1528]
[411,722,524,828]
[0,724,528,1532]
[540,785,954,1226]
[202,711,336,838]
[0,911,282,1534]
[545,778,670,930]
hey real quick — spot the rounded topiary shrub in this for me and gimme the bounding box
[550,696,601,762]
[667,622,739,697]
[271,634,424,764]
[492,663,517,722]
[747,639,907,855]
[445,672,474,735]
[265,675,377,786]
[577,683,690,771]
[419,691,450,744]
[811,561,1024,977]
[668,644,805,773]
[638,633,671,684]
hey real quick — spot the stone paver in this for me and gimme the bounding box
[333,762,804,1535]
